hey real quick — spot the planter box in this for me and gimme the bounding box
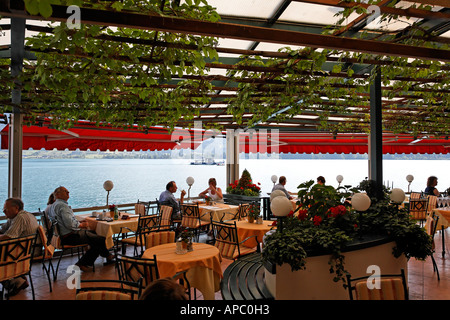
[264,235,408,300]
[223,193,262,205]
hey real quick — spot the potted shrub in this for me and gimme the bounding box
[247,203,261,223]
[262,179,433,284]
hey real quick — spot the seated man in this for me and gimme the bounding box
[271,176,294,200]
[159,181,186,219]
[51,186,114,272]
[0,198,41,297]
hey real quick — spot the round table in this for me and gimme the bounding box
[235,220,275,248]
[142,242,222,300]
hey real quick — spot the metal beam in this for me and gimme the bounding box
[1,1,448,62]
[368,67,383,200]
[8,17,25,198]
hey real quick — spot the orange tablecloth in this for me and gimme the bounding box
[235,220,275,248]
[428,208,450,230]
[77,213,139,249]
[142,242,222,300]
[199,203,239,222]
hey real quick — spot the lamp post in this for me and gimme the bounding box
[270,194,292,232]
[351,192,371,239]
[271,175,277,187]
[406,175,414,193]
[186,176,195,200]
[103,180,114,206]
[336,175,344,188]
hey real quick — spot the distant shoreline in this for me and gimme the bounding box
[0,149,448,160]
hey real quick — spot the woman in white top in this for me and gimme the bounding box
[199,178,223,201]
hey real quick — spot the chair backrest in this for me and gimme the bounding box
[116,254,160,288]
[410,192,421,200]
[181,204,201,228]
[135,203,147,216]
[145,231,176,249]
[427,195,437,213]
[36,225,55,260]
[211,220,240,260]
[40,209,53,244]
[237,203,251,221]
[159,205,173,230]
[136,215,160,252]
[76,279,142,300]
[346,269,408,300]
[0,234,36,282]
[408,199,428,220]
[50,221,62,249]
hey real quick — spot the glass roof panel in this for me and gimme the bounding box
[279,2,359,25]
[206,0,284,19]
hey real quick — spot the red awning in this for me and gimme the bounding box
[1,124,448,154]
[0,124,203,151]
[238,132,449,154]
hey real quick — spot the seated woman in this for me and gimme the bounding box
[199,178,223,201]
[425,176,440,196]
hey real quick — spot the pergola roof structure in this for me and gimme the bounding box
[0,0,448,149]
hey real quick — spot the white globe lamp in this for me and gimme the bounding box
[351,193,371,212]
[103,180,114,206]
[271,195,293,232]
[270,190,287,202]
[390,188,405,204]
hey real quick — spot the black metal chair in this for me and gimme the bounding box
[75,279,142,300]
[210,219,260,260]
[426,213,440,281]
[116,254,192,299]
[115,214,160,256]
[408,199,428,226]
[0,234,37,300]
[52,221,91,280]
[180,203,210,241]
[33,225,55,292]
[346,268,408,300]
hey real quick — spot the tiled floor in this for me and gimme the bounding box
[6,228,449,300]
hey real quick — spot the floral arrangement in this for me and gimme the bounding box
[262,179,433,284]
[248,203,261,219]
[226,169,261,196]
[179,228,194,243]
[108,204,116,211]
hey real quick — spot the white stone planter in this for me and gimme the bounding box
[264,236,408,300]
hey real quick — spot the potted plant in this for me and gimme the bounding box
[262,179,433,285]
[225,169,262,206]
[247,203,261,223]
[179,228,194,251]
[205,196,212,206]
[108,204,116,218]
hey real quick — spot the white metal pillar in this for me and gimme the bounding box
[226,129,239,187]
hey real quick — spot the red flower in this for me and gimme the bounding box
[297,210,308,220]
[271,220,277,226]
[287,210,294,218]
[313,215,322,226]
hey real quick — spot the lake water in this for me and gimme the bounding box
[0,158,448,212]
